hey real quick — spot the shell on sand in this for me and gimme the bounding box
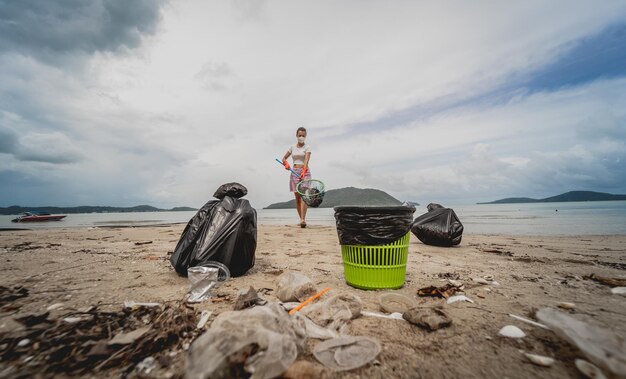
[498,325,526,338]
[524,353,555,367]
[575,359,607,379]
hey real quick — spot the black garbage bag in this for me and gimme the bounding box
[411,203,463,247]
[213,182,248,200]
[334,205,416,245]
[170,184,257,277]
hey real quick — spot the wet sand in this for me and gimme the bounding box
[1,225,625,378]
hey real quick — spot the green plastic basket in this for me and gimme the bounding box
[341,233,410,290]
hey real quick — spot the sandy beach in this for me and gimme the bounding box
[1,224,625,378]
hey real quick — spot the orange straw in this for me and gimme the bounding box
[289,287,331,315]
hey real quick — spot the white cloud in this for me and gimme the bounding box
[1,1,626,208]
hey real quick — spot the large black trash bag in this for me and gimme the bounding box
[334,205,416,245]
[170,184,257,277]
[411,203,463,247]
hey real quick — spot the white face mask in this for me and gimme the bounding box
[297,136,306,143]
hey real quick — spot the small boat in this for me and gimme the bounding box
[11,211,67,223]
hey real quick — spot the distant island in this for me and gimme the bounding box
[0,205,197,215]
[264,186,411,209]
[478,191,626,204]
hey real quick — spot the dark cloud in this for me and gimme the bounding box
[0,125,18,153]
[0,0,165,61]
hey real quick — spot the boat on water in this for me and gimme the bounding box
[11,211,67,223]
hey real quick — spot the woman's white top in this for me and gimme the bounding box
[289,143,311,165]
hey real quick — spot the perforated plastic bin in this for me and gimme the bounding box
[341,232,410,290]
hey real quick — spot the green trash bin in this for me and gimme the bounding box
[340,232,410,290]
[334,205,415,290]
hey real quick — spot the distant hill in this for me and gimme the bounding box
[264,187,403,209]
[478,191,626,204]
[0,205,197,215]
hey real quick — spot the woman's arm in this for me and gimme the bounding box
[303,152,311,168]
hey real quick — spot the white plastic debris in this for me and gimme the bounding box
[498,325,526,338]
[46,303,64,311]
[123,300,162,309]
[17,339,30,347]
[508,314,550,330]
[361,311,405,320]
[473,278,490,285]
[611,287,626,296]
[525,353,555,367]
[197,310,212,329]
[536,308,626,378]
[446,295,474,304]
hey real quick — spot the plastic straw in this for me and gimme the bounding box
[289,287,331,315]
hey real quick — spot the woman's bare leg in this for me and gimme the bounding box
[294,193,303,222]
[300,200,308,225]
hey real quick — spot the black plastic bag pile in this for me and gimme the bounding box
[334,205,416,245]
[170,182,257,277]
[411,203,463,247]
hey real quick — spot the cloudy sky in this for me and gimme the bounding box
[1,1,625,209]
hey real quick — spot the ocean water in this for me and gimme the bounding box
[1,201,625,235]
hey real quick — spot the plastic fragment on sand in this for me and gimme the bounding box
[525,353,555,367]
[611,287,626,296]
[575,359,608,379]
[197,311,211,329]
[446,295,474,304]
[313,336,381,371]
[362,311,405,320]
[46,303,63,311]
[536,308,626,378]
[508,314,549,330]
[498,325,526,338]
[124,300,162,309]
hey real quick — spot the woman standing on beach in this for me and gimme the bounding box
[282,127,311,228]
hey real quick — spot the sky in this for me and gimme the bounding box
[1,0,626,209]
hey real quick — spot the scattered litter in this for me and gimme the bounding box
[46,303,64,311]
[289,288,331,315]
[524,353,555,367]
[276,272,318,302]
[108,326,151,345]
[135,356,158,376]
[300,294,362,336]
[17,339,30,347]
[134,241,153,246]
[378,293,418,314]
[280,302,301,311]
[403,307,451,331]
[611,287,626,296]
[575,359,608,379]
[418,283,463,299]
[536,308,626,378]
[583,274,626,288]
[473,278,490,285]
[498,325,526,338]
[233,286,267,310]
[186,302,306,379]
[0,301,197,376]
[361,311,405,320]
[508,314,549,330]
[123,300,162,309]
[313,336,381,371]
[187,262,230,303]
[436,272,460,280]
[447,295,474,304]
[483,275,494,281]
[63,317,88,324]
[196,311,212,330]
[557,302,576,310]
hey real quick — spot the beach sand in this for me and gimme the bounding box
[1,224,625,378]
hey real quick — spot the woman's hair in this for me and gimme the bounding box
[296,127,307,135]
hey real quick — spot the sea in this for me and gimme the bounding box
[1,201,626,235]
